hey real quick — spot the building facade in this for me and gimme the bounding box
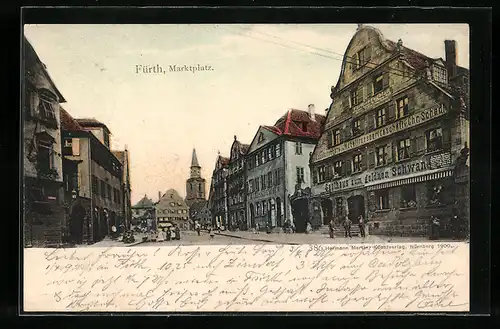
[132,194,155,230]
[60,111,124,244]
[227,136,249,231]
[209,154,229,229]
[155,189,191,230]
[185,149,207,207]
[246,106,325,233]
[188,200,211,229]
[23,36,67,247]
[309,25,470,237]
[112,148,132,230]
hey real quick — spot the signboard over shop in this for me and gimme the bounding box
[312,152,452,195]
[314,104,448,163]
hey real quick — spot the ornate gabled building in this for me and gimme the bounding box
[227,136,250,231]
[185,148,206,207]
[245,105,326,233]
[132,194,155,229]
[208,153,230,229]
[309,25,469,237]
[155,189,190,230]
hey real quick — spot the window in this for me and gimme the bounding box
[301,122,308,132]
[426,127,443,152]
[318,166,325,182]
[373,73,385,94]
[261,151,266,164]
[326,165,334,181]
[261,175,266,190]
[356,47,371,68]
[37,98,57,123]
[401,185,417,208]
[375,189,389,210]
[92,176,98,194]
[352,118,362,136]
[267,172,273,187]
[432,65,448,85]
[396,96,409,118]
[107,184,112,200]
[296,167,305,184]
[255,178,260,191]
[295,142,303,155]
[258,132,264,143]
[100,180,106,198]
[37,141,53,172]
[275,143,281,157]
[350,89,361,107]
[333,129,341,146]
[275,169,281,186]
[63,138,72,155]
[255,154,260,166]
[376,145,387,166]
[334,161,343,177]
[397,138,411,160]
[353,154,363,172]
[376,107,386,127]
[268,147,273,160]
[104,132,110,148]
[256,203,261,216]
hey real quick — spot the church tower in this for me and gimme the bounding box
[185,148,206,207]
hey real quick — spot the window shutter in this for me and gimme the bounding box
[361,152,368,170]
[416,136,425,154]
[383,73,390,89]
[385,143,393,163]
[368,150,375,169]
[408,92,416,112]
[358,86,364,103]
[387,101,396,122]
[312,168,317,184]
[366,112,375,132]
[72,138,80,156]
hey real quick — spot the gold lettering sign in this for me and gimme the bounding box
[314,104,447,163]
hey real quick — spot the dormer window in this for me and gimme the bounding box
[258,132,265,144]
[355,47,371,69]
[432,64,448,85]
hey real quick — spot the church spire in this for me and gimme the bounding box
[191,148,200,168]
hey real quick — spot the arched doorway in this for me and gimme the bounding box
[69,205,85,244]
[291,198,309,233]
[347,195,365,224]
[249,204,255,228]
[321,199,334,225]
[276,198,282,227]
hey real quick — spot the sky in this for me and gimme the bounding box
[24,23,469,205]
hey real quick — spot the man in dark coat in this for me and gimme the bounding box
[174,224,181,240]
[343,216,352,238]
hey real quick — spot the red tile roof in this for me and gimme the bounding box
[263,109,326,139]
[60,108,84,131]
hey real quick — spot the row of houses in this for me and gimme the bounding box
[23,36,132,247]
[207,25,470,236]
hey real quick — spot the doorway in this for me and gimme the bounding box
[276,198,282,227]
[70,205,85,244]
[321,199,334,225]
[347,195,365,224]
[291,199,309,233]
[249,204,255,228]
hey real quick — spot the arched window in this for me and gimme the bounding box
[190,183,193,191]
[199,183,202,192]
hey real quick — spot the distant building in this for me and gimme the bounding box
[132,194,155,230]
[245,105,325,232]
[189,200,211,228]
[208,153,230,229]
[309,25,470,237]
[60,110,124,244]
[155,189,191,230]
[185,148,206,207]
[227,136,249,231]
[23,36,67,247]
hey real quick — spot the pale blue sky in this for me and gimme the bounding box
[24,24,469,204]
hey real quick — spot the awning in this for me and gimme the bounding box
[367,169,454,191]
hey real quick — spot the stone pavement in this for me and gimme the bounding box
[75,233,148,248]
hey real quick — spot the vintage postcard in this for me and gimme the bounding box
[22,23,470,313]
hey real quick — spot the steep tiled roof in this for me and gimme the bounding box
[133,194,154,208]
[263,109,326,139]
[60,107,84,131]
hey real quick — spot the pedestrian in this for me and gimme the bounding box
[266,222,271,234]
[166,227,172,241]
[196,221,201,236]
[343,216,352,238]
[451,214,460,239]
[291,221,296,233]
[174,224,181,241]
[328,219,335,239]
[255,223,260,234]
[157,228,166,242]
[358,215,366,238]
[306,222,312,234]
[209,225,215,239]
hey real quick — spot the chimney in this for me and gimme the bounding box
[308,104,316,121]
[444,40,457,78]
[158,191,161,201]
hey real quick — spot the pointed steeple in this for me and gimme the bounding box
[191,148,200,168]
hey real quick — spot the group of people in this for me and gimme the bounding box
[328,215,367,239]
[155,224,181,242]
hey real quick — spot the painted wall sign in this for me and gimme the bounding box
[312,152,453,195]
[314,104,447,162]
[353,87,393,116]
